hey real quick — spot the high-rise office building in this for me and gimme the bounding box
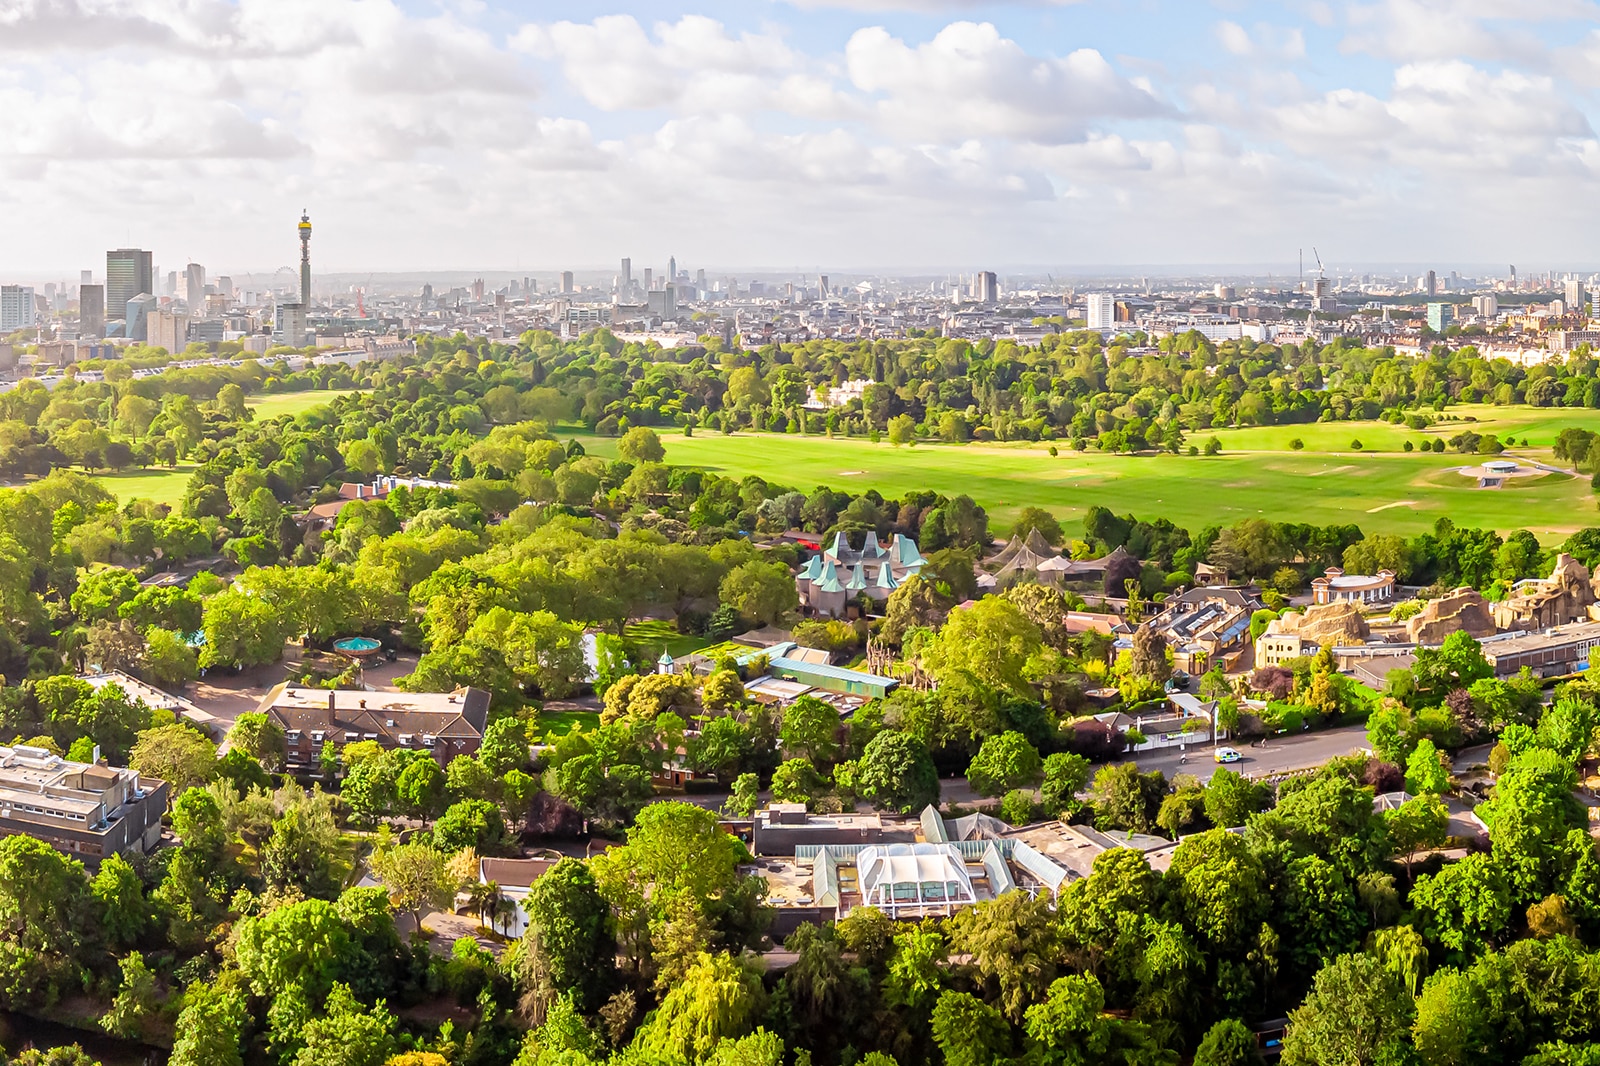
[1086,293,1115,330]
[646,287,677,319]
[620,258,632,293]
[79,284,105,338]
[147,309,188,352]
[644,268,654,292]
[974,271,998,304]
[1423,270,1437,296]
[105,248,153,319]
[669,256,677,282]
[1426,302,1450,332]
[0,286,36,331]
[80,269,92,287]
[1565,279,1586,314]
[215,276,233,303]
[184,263,205,305]
[125,294,157,342]
[561,271,574,295]
[274,301,307,346]
[819,275,830,298]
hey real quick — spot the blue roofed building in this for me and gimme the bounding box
[736,641,900,699]
[796,531,923,619]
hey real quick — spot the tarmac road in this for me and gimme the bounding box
[1132,722,1374,782]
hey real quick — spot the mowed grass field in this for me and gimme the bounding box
[1205,404,1600,454]
[248,388,364,419]
[577,408,1600,539]
[91,465,197,507]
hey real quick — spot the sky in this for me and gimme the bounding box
[3,0,1600,277]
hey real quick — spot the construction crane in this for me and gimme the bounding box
[1313,247,1327,281]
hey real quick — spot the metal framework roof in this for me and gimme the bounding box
[858,843,977,914]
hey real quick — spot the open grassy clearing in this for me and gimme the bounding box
[247,388,364,420]
[1205,404,1600,454]
[623,619,715,660]
[90,465,196,507]
[578,426,1596,538]
[533,708,600,741]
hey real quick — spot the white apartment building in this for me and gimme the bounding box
[0,286,36,331]
[1086,293,1115,330]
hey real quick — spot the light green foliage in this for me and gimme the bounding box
[291,982,397,1066]
[856,730,939,814]
[591,802,744,919]
[169,981,247,1066]
[434,798,507,854]
[130,724,217,789]
[1193,1019,1263,1066]
[517,858,614,1012]
[479,716,531,775]
[1281,954,1413,1066]
[1405,738,1451,794]
[718,560,798,627]
[101,951,159,1040]
[779,695,840,765]
[631,952,765,1064]
[1040,752,1090,815]
[228,711,286,771]
[931,990,1012,1066]
[1410,852,1514,959]
[236,897,354,999]
[769,758,824,807]
[725,773,760,818]
[965,730,1043,798]
[920,596,1044,699]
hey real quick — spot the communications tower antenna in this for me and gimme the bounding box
[298,209,312,307]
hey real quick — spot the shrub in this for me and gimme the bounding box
[999,789,1039,825]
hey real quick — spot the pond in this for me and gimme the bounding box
[0,1013,166,1066]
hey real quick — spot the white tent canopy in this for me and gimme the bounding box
[857,843,977,914]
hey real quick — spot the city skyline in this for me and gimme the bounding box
[4,1,1600,273]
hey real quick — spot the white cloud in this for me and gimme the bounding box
[781,0,1083,9]
[1268,60,1594,174]
[511,15,813,114]
[1341,0,1596,63]
[5,0,1600,270]
[1215,21,1306,60]
[845,21,1166,143]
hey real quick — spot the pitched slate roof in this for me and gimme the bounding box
[259,683,490,746]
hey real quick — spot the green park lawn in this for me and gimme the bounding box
[90,465,197,507]
[624,619,715,660]
[533,707,600,741]
[248,388,364,419]
[1204,404,1600,454]
[576,410,1600,539]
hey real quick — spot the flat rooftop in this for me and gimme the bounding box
[757,809,892,832]
[1484,621,1600,657]
[1004,821,1178,878]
